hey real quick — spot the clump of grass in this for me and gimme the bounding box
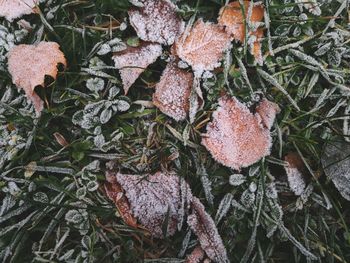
[1,0,350,262]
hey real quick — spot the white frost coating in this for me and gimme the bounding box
[285,166,306,196]
[112,42,162,94]
[115,171,193,238]
[128,0,185,45]
[153,62,193,121]
[187,197,228,263]
[255,98,280,129]
[0,0,37,22]
[202,96,277,170]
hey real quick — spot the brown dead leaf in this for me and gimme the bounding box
[128,0,184,45]
[185,245,208,263]
[218,1,265,64]
[153,62,193,121]
[202,96,278,170]
[105,170,228,262]
[187,197,228,263]
[174,19,232,72]
[284,153,306,196]
[112,42,162,94]
[0,0,38,21]
[7,41,67,114]
[255,98,280,129]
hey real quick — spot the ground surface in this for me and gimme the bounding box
[0,0,350,262]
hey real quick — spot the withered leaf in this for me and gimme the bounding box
[0,0,38,22]
[218,1,265,64]
[108,171,193,238]
[187,197,228,263]
[321,141,350,201]
[7,42,67,114]
[104,172,138,228]
[174,19,232,73]
[153,62,193,121]
[202,96,278,170]
[185,245,207,263]
[105,170,228,262]
[255,98,280,130]
[112,42,162,94]
[284,153,306,196]
[128,0,184,45]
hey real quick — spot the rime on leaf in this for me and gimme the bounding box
[185,245,207,263]
[202,96,278,170]
[0,0,38,22]
[284,153,306,196]
[174,19,232,72]
[218,1,265,64]
[321,141,350,201]
[153,62,193,121]
[7,42,67,114]
[255,98,280,129]
[187,197,228,263]
[128,0,184,45]
[112,42,162,94]
[109,171,193,238]
[104,172,138,228]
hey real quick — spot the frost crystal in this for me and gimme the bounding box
[284,153,306,196]
[187,197,228,263]
[202,96,277,170]
[153,62,193,121]
[7,42,67,114]
[321,141,350,201]
[0,0,38,22]
[128,0,184,45]
[174,19,232,73]
[112,42,162,94]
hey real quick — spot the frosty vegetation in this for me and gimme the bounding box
[0,0,350,262]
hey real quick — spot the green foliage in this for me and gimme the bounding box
[1,0,350,262]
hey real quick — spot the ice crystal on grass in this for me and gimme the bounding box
[174,19,232,73]
[7,41,66,114]
[0,0,38,22]
[321,141,350,201]
[128,0,184,45]
[112,42,162,94]
[202,96,278,170]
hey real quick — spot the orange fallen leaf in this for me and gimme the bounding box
[185,245,207,263]
[112,42,162,94]
[218,1,265,64]
[153,62,193,121]
[0,0,38,22]
[174,19,232,72]
[255,98,280,129]
[202,96,278,170]
[284,153,306,196]
[7,42,67,114]
[128,0,184,45]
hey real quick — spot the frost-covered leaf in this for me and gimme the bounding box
[284,153,306,196]
[185,246,207,263]
[100,107,113,124]
[174,19,232,72]
[153,62,193,121]
[112,42,162,94]
[86,78,105,92]
[106,171,192,238]
[327,49,341,67]
[314,42,332,56]
[0,0,38,22]
[321,141,350,201]
[255,98,280,129]
[202,96,278,170]
[229,174,246,186]
[187,197,228,263]
[128,0,184,45]
[7,42,67,113]
[218,1,264,64]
